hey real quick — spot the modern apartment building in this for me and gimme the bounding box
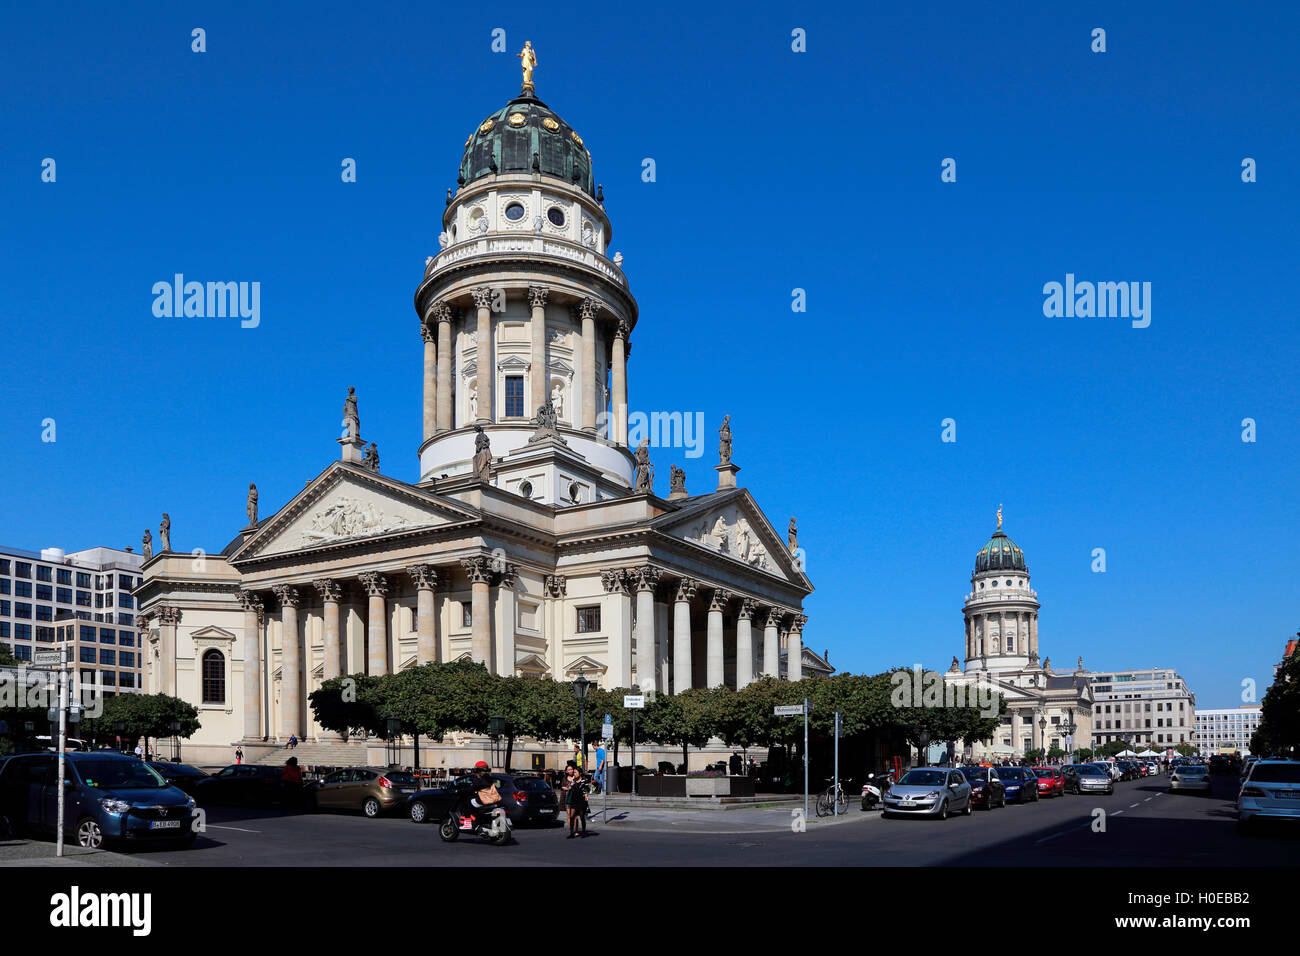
[1085,667,1196,750]
[1194,706,1262,755]
[0,545,144,696]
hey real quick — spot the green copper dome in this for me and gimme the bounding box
[458,92,595,198]
[975,529,1027,573]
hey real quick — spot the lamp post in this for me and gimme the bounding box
[170,719,181,762]
[1037,713,1047,763]
[1062,708,1077,764]
[572,668,591,771]
[489,714,506,770]
[917,729,930,768]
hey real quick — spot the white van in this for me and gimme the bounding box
[35,736,91,753]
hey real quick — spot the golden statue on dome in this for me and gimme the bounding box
[518,41,537,92]
[996,503,1003,530]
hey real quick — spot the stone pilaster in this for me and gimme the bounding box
[421,319,436,442]
[434,302,453,431]
[611,319,628,446]
[579,298,598,433]
[762,608,782,678]
[496,563,517,677]
[357,573,389,677]
[600,568,633,688]
[787,613,807,682]
[528,286,548,415]
[156,606,181,697]
[472,287,494,422]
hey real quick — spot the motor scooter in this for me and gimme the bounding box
[439,805,512,846]
[860,772,890,810]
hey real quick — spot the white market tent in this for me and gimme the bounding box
[1116,749,1139,757]
[1137,749,1160,757]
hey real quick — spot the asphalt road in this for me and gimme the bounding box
[44,771,1293,867]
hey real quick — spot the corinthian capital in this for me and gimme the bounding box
[708,588,733,613]
[600,568,630,594]
[420,321,435,344]
[406,565,438,591]
[615,318,629,341]
[313,579,342,603]
[461,556,493,584]
[238,591,264,616]
[629,566,662,593]
[432,301,453,324]
[527,285,549,309]
[497,563,519,590]
[762,608,786,630]
[271,585,300,609]
[357,572,388,598]
[472,286,495,309]
[578,297,599,322]
[544,574,567,598]
[675,577,699,603]
[738,598,756,620]
[790,613,808,633]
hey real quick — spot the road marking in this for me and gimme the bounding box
[206,825,261,833]
[1144,797,1153,802]
[1113,810,1124,815]
[1129,803,1140,808]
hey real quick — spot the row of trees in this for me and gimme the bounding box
[308,661,1005,771]
[1251,653,1300,757]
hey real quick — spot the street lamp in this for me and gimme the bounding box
[1062,708,1078,764]
[917,729,930,767]
[1038,713,1047,762]
[489,714,506,769]
[572,668,592,770]
[170,719,181,762]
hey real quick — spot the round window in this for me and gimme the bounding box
[504,202,526,221]
[519,480,533,498]
[569,482,582,503]
[547,207,565,227]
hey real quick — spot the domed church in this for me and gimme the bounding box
[945,508,1094,761]
[135,49,824,766]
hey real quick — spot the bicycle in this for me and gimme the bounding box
[815,778,851,817]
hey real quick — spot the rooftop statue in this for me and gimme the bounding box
[518,41,537,92]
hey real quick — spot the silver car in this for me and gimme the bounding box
[1237,759,1300,830]
[882,768,972,820]
[1169,764,1211,794]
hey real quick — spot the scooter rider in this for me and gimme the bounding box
[458,760,499,825]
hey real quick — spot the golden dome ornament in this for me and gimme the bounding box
[479,118,494,133]
[570,130,583,147]
[508,112,527,127]
[542,117,559,132]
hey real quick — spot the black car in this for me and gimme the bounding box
[959,766,1007,809]
[993,767,1040,803]
[192,764,305,808]
[147,762,210,796]
[453,772,560,827]
[406,785,459,825]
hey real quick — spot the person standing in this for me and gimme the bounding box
[594,742,607,794]
[235,746,244,765]
[280,757,303,811]
[572,745,583,770]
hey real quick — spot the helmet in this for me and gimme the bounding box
[474,761,490,770]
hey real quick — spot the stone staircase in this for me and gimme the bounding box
[250,740,371,768]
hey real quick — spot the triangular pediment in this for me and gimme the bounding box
[231,463,479,561]
[190,625,236,642]
[563,655,606,677]
[654,490,809,588]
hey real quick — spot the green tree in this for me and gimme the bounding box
[1074,747,1094,761]
[1253,654,1300,757]
[1046,746,1066,760]
[1023,747,1045,763]
[94,693,200,756]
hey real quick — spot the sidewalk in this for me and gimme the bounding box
[587,800,880,834]
[0,839,158,867]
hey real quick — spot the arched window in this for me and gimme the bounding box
[202,649,225,704]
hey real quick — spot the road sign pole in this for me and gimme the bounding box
[631,709,637,796]
[834,708,841,818]
[56,664,67,858]
[803,698,809,824]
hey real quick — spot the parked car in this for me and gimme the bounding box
[1169,764,1211,794]
[1115,760,1140,781]
[146,762,209,796]
[315,767,420,817]
[1237,760,1300,831]
[882,768,972,820]
[405,784,460,825]
[993,767,1039,803]
[0,752,196,849]
[1062,764,1114,795]
[1030,766,1065,798]
[959,766,1006,810]
[1091,761,1123,782]
[192,764,302,808]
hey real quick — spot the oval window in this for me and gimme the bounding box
[505,202,526,221]
[547,207,565,227]
[519,480,533,498]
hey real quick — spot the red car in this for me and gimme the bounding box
[1031,766,1065,798]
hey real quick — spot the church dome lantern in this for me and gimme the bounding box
[459,94,595,198]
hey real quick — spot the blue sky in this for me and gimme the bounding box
[1,2,1296,708]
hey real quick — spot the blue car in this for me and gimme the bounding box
[0,752,197,849]
[993,766,1040,804]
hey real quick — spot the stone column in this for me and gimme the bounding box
[421,318,436,443]
[736,598,756,690]
[434,303,453,431]
[462,557,493,667]
[358,573,389,676]
[788,613,807,682]
[528,286,548,415]
[762,609,781,678]
[611,319,628,446]
[272,586,301,739]
[1031,613,1039,659]
[156,606,180,697]
[472,287,494,422]
[312,579,342,681]
[579,298,597,433]
[544,575,566,679]
[496,564,517,677]
[600,569,633,688]
[1010,710,1020,753]
[672,578,697,694]
[239,593,263,740]
[631,567,661,695]
[706,589,731,689]
[408,565,437,665]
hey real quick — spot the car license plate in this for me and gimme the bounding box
[400,788,415,793]
[899,800,917,807]
[540,808,555,814]
[149,820,181,830]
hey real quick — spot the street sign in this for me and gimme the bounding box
[601,722,614,739]
[33,649,63,667]
[774,704,805,716]
[604,713,612,724]
[623,694,645,709]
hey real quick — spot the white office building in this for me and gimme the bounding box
[1086,667,1196,750]
[1194,706,1262,755]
